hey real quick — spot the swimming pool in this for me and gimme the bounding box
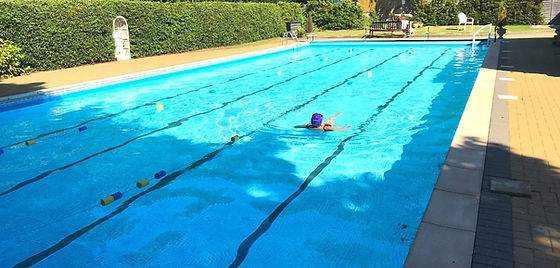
[0,41,488,267]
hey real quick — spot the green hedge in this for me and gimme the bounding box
[412,0,458,26]
[458,0,544,25]
[306,0,363,30]
[0,0,303,71]
[412,0,544,26]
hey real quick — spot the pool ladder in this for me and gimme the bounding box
[471,24,493,52]
[282,30,299,45]
[282,30,302,54]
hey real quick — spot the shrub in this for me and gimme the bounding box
[0,0,304,72]
[306,0,363,30]
[306,13,314,33]
[413,0,544,26]
[278,1,306,25]
[503,0,544,25]
[0,39,29,78]
[457,0,543,25]
[369,9,380,22]
[457,0,501,24]
[412,0,458,26]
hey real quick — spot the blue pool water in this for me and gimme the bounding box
[0,42,487,267]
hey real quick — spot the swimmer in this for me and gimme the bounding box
[295,111,351,131]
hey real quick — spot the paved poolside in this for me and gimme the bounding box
[1,33,559,267]
[480,37,560,267]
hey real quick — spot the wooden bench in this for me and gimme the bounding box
[365,21,412,38]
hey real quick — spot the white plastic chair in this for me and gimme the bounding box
[458,12,474,30]
[400,20,414,36]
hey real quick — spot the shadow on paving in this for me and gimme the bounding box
[0,82,46,98]
[456,135,560,267]
[500,37,560,77]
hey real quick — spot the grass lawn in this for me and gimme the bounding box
[314,25,555,38]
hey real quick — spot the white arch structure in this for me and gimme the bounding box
[112,16,131,61]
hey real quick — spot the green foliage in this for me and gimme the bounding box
[457,0,501,24]
[412,0,544,26]
[457,0,543,25]
[0,0,304,72]
[306,0,363,30]
[0,38,29,78]
[496,1,507,26]
[369,9,380,22]
[295,26,306,36]
[503,0,544,25]
[412,0,458,26]
[139,0,293,3]
[278,1,306,25]
[306,13,314,33]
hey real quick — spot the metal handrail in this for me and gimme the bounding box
[472,24,492,51]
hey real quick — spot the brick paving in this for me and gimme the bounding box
[472,65,514,267]
[503,38,560,267]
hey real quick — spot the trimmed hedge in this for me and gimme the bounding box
[412,0,544,26]
[0,0,303,71]
[458,0,544,25]
[306,0,363,30]
[412,0,458,26]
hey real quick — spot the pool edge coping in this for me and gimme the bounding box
[404,41,501,267]
[0,42,309,107]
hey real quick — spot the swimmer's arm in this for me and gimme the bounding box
[324,125,351,131]
[325,111,342,124]
[294,123,311,128]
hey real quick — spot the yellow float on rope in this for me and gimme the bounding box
[100,192,123,206]
[101,196,114,206]
[368,71,372,78]
[277,71,282,76]
[136,179,149,188]
[156,104,164,111]
[231,135,240,142]
[25,140,37,146]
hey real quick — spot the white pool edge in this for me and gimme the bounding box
[404,41,501,267]
[0,42,309,106]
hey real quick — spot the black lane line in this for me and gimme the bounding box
[0,49,336,150]
[228,49,449,268]
[12,49,408,267]
[0,48,373,197]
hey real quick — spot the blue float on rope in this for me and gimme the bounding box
[78,126,88,132]
[111,192,123,200]
[0,149,4,156]
[154,170,167,179]
[209,90,215,93]
[101,191,123,206]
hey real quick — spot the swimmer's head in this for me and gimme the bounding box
[311,113,323,127]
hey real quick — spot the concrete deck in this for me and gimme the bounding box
[1,32,559,267]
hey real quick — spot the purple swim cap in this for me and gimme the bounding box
[311,113,323,127]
